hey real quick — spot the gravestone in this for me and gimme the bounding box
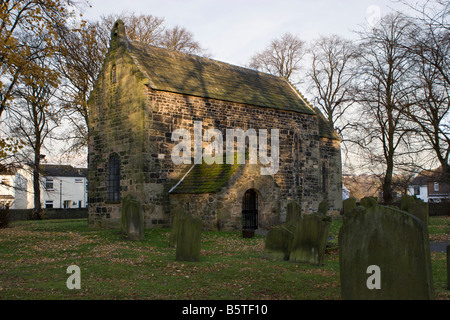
[343,198,356,215]
[169,209,188,248]
[289,213,331,265]
[262,224,295,261]
[175,212,202,262]
[400,195,429,226]
[121,194,145,241]
[286,201,302,226]
[317,201,329,217]
[360,196,378,209]
[339,203,434,300]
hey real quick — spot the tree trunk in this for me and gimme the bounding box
[32,148,42,220]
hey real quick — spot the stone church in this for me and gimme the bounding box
[87,20,342,231]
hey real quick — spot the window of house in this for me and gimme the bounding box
[75,178,83,183]
[45,178,54,190]
[63,200,71,209]
[1,178,10,186]
[45,200,53,208]
[107,154,120,202]
[434,182,439,191]
[414,186,420,195]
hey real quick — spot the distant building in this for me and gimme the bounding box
[408,168,450,203]
[0,164,88,209]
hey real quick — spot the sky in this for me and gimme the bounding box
[80,0,414,67]
[50,0,423,167]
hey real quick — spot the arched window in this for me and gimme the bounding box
[321,162,328,193]
[107,154,120,202]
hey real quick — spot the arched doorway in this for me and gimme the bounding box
[242,189,258,229]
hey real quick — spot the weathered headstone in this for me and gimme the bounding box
[121,194,145,241]
[317,201,329,217]
[289,213,331,265]
[286,201,302,226]
[400,195,429,226]
[169,208,188,248]
[262,224,295,261]
[339,204,434,300]
[360,196,378,209]
[343,198,356,215]
[175,213,202,262]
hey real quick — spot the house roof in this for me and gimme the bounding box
[40,165,87,178]
[113,20,315,115]
[410,167,448,185]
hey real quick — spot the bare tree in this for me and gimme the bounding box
[8,57,61,219]
[248,32,306,82]
[159,25,204,55]
[98,12,165,48]
[306,34,359,134]
[98,12,207,55]
[396,0,450,179]
[350,13,416,204]
[55,21,105,157]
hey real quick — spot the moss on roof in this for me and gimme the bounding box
[169,157,241,194]
[125,41,315,115]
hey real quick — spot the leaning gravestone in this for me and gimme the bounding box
[262,201,300,261]
[175,212,202,262]
[289,213,331,265]
[121,194,145,241]
[339,203,434,300]
[262,224,295,261]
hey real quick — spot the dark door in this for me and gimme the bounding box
[242,189,258,230]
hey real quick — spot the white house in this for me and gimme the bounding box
[0,164,88,209]
[408,168,450,203]
[0,166,28,209]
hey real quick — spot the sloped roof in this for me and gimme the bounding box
[169,160,240,194]
[112,20,315,115]
[40,165,87,178]
[411,167,448,185]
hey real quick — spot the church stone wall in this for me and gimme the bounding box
[88,46,342,230]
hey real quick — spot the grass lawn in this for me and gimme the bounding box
[0,216,448,300]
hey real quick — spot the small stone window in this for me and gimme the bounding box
[111,65,117,84]
[434,182,439,191]
[321,162,328,193]
[294,134,300,186]
[107,154,120,202]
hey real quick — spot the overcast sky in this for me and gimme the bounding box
[81,0,417,67]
